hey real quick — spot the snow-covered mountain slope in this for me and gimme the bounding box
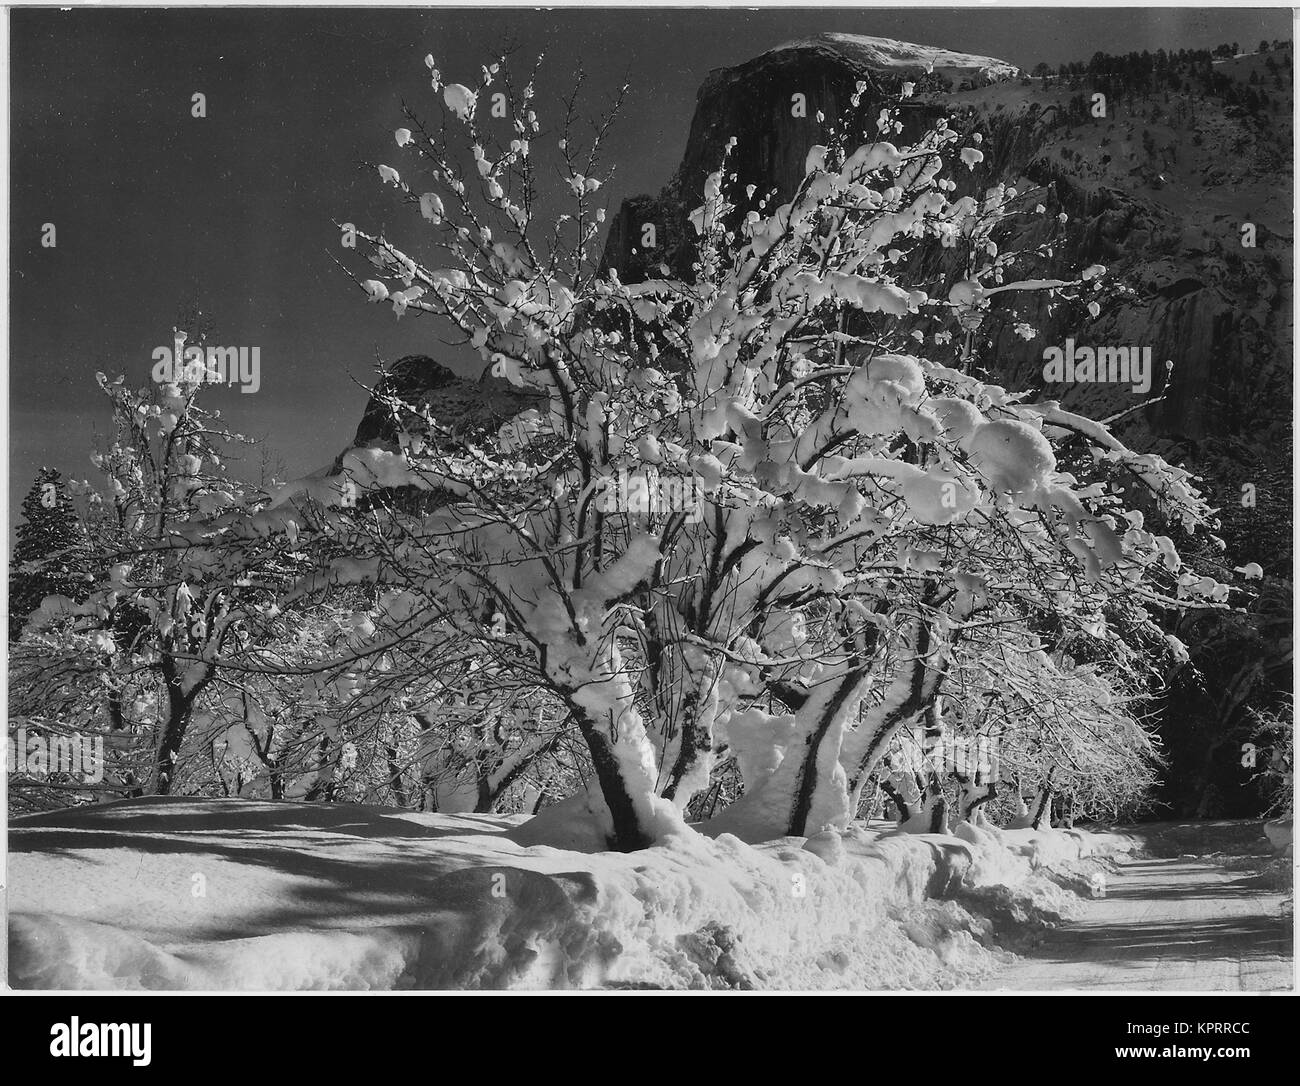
[768,32,1019,85]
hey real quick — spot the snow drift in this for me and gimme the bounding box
[9,798,1136,991]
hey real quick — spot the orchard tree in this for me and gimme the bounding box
[198,589,580,811]
[263,52,1232,850]
[871,615,1166,833]
[15,347,295,797]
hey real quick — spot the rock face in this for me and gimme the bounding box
[599,36,1292,457]
[953,96,1290,450]
[346,355,544,455]
[335,355,547,511]
[599,35,981,283]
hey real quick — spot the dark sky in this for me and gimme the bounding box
[8,6,1291,526]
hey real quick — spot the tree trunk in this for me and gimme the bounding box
[1007,779,1034,828]
[105,688,144,799]
[385,742,409,808]
[879,779,912,822]
[305,735,338,802]
[917,773,950,833]
[843,611,945,802]
[1031,788,1053,829]
[153,703,191,796]
[698,656,870,842]
[912,699,950,832]
[954,732,997,823]
[245,713,284,800]
[960,780,997,822]
[895,765,948,833]
[267,758,285,801]
[787,665,871,837]
[475,759,493,812]
[659,674,720,809]
[559,639,686,852]
[152,657,211,796]
[475,730,564,814]
[574,712,657,851]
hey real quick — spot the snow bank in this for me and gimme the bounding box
[8,798,1136,991]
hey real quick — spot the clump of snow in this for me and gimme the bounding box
[9,799,1138,991]
[967,419,1056,497]
[928,396,985,448]
[802,829,847,865]
[948,279,986,306]
[505,791,611,852]
[419,192,445,223]
[443,83,477,121]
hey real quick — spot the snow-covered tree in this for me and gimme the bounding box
[870,613,1166,833]
[8,468,92,640]
[13,351,295,798]
[198,593,579,811]
[264,53,1232,850]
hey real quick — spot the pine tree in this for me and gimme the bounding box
[8,468,92,640]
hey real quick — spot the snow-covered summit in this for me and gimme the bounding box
[767,33,1019,85]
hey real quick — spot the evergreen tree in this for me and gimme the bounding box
[8,468,91,640]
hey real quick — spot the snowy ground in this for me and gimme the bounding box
[8,797,1139,991]
[980,821,1294,991]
